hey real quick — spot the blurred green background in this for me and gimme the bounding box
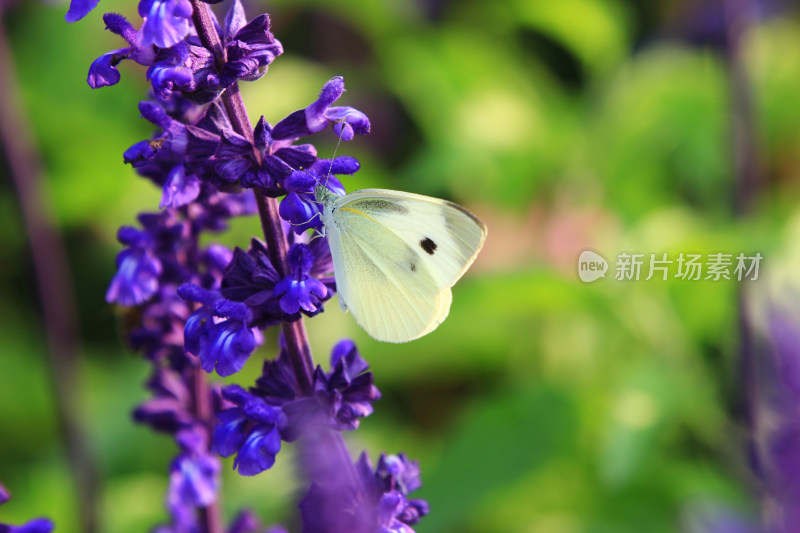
[1,0,799,532]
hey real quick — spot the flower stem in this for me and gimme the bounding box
[189,2,364,514]
[192,366,223,533]
[189,0,314,393]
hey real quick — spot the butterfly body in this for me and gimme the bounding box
[315,186,487,343]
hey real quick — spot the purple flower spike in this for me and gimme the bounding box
[139,0,194,49]
[65,0,100,22]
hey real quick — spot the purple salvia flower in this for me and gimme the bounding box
[213,385,287,475]
[161,165,202,208]
[86,0,427,529]
[105,228,163,306]
[272,76,371,142]
[88,13,156,88]
[66,0,101,22]
[169,432,220,508]
[0,519,56,533]
[220,1,283,84]
[278,157,356,233]
[274,243,330,316]
[138,0,194,49]
[180,285,260,377]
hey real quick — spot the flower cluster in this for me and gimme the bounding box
[297,453,429,533]
[71,0,428,530]
[212,339,381,476]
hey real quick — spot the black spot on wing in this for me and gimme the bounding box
[410,262,417,272]
[356,199,410,214]
[420,237,437,255]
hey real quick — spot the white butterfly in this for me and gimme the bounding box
[315,186,487,343]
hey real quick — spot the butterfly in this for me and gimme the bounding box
[315,186,487,343]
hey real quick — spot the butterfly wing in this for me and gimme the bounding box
[326,189,486,343]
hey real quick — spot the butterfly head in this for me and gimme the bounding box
[315,184,338,207]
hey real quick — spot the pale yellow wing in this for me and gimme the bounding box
[333,189,487,289]
[326,189,486,343]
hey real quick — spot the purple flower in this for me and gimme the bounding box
[0,519,55,533]
[87,13,156,89]
[184,78,366,199]
[181,285,259,377]
[272,77,371,142]
[160,165,201,208]
[297,451,427,533]
[274,244,330,316]
[262,340,380,438]
[213,385,287,475]
[133,368,195,433]
[278,157,357,234]
[142,0,283,102]
[221,2,283,84]
[139,0,194,49]
[169,450,220,509]
[105,229,163,306]
[66,0,100,23]
[147,38,220,102]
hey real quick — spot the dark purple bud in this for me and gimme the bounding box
[123,140,158,165]
[274,146,317,170]
[306,77,346,130]
[139,100,174,130]
[178,284,221,306]
[330,339,370,378]
[103,13,139,45]
[224,0,247,40]
[285,171,317,192]
[254,116,272,150]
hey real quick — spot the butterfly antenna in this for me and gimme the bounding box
[322,126,346,189]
